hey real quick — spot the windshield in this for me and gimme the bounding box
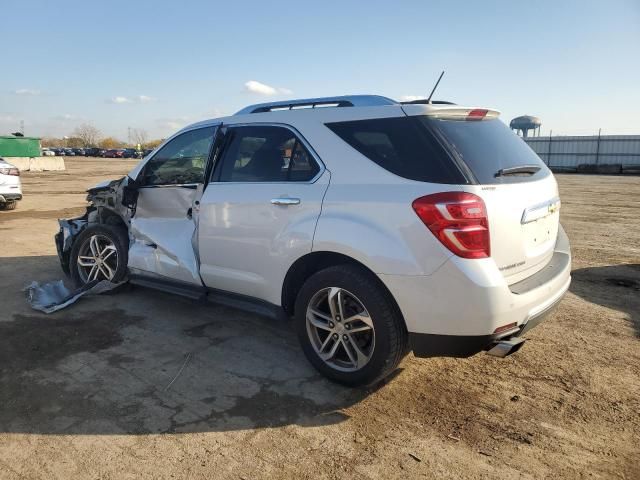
[422,117,549,184]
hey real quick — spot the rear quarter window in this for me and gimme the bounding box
[325,117,468,184]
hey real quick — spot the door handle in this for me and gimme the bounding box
[271,197,301,206]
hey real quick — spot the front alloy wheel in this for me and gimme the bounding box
[306,287,375,372]
[76,234,119,283]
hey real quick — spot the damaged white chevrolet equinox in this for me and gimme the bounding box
[55,95,571,386]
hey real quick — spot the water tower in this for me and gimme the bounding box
[510,115,542,137]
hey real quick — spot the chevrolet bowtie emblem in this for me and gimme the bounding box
[521,197,561,224]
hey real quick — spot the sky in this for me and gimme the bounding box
[1,0,639,140]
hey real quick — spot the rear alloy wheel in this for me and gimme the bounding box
[69,224,129,287]
[306,287,375,372]
[295,265,407,386]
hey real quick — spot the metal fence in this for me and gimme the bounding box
[523,134,640,168]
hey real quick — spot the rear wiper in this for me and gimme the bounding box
[495,165,541,177]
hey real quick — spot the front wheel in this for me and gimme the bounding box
[295,265,407,387]
[69,224,129,287]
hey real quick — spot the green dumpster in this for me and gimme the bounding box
[0,136,41,157]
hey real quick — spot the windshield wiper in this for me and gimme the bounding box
[495,165,541,177]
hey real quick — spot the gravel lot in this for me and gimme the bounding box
[0,158,638,479]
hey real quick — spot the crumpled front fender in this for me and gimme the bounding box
[55,213,91,275]
[55,176,132,276]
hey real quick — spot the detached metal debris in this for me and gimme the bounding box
[24,279,125,314]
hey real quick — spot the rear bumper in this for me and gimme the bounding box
[408,276,568,357]
[381,224,572,358]
[409,332,499,358]
[0,193,22,202]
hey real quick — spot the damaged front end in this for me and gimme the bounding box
[55,176,134,274]
[55,215,88,275]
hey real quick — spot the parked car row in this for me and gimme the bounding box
[41,147,151,158]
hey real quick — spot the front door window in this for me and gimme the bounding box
[140,127,216,186]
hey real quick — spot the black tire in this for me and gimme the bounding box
[294,264,407,387]
[69,223,129,287]
[0,201,17,211]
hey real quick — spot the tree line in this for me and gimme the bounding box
[41,123,164,150]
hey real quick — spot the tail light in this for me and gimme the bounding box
[466,109,488,120]
[412,192,490,259]
[0,167,20,176]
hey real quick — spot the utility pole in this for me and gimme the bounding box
[128,126,131,145]
[595,128,602,166]
[20,120,24,135]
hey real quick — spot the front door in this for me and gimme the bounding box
[128,125,218,285]
[198,124,329,304]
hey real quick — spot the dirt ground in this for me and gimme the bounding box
[0,158,638,479]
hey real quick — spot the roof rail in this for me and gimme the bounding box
[235,95,398,115]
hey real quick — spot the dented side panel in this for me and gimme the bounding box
[127,186,204,285]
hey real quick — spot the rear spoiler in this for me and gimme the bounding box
[402,104,501,121]
[423,107,500,121]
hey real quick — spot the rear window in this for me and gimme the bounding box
[326,117,467,184]
[423,117,549,184]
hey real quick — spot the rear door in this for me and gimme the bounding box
[128,125,218,285]
[198,124,329,304]
[406,106,560,284]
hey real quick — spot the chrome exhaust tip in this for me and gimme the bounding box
[486,337,526,358]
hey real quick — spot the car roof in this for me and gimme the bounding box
[180,95,498,134]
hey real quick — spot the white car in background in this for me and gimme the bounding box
[0,158,22,210]
[55,95,571,386]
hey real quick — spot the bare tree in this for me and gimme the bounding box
[131,128,149,148]
[98,137,122,149]
[72,123,102,147]
[42,137,63,147]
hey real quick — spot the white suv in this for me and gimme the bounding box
[55,95,571,386]
[0,158,22,210]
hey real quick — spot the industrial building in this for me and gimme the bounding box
[524,134,640,173]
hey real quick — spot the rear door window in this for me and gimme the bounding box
[325,117,467,184]
[215,126,320,182]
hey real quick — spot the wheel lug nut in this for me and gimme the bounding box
[329,322,334,328]
[342,335,348,340]
[345,324,351,330]
[336,315,341,322]
[333,333,338,339]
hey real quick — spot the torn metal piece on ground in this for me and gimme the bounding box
[24,279,126,314]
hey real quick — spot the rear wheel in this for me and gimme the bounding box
[69,224,129,287]
[0,201,17,210]
[295,265,407,386]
